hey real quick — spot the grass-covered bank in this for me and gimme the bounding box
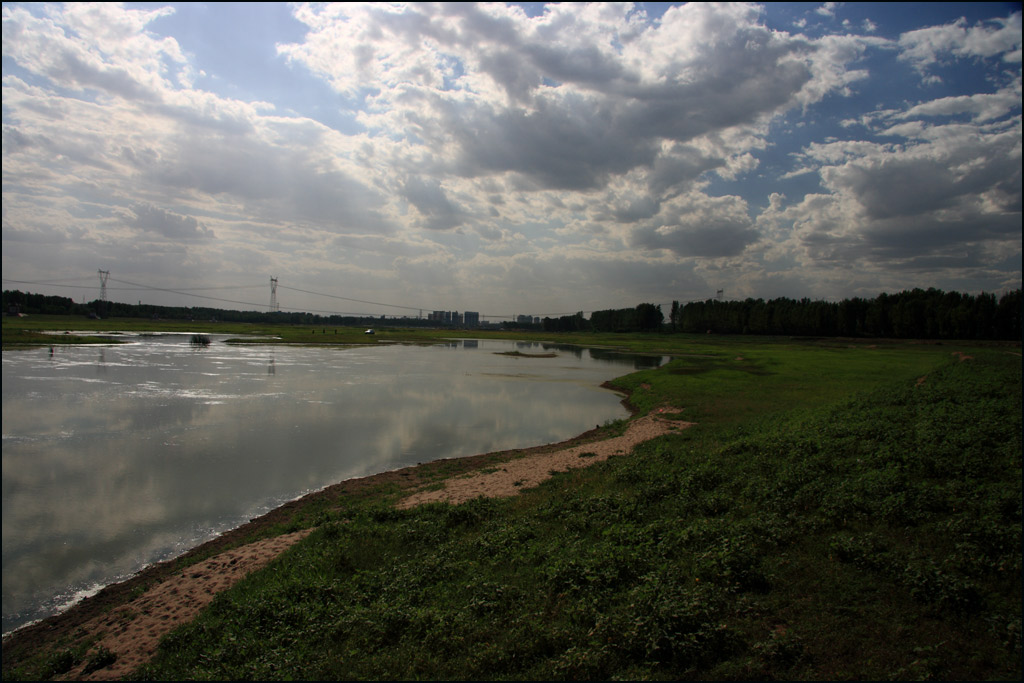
[2,337,1020,680]
[137,349,1019,681]
[1,315,426,346]
[6,312,1018,352]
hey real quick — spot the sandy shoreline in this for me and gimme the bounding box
[2,406,691,680]
[398,408,692,508]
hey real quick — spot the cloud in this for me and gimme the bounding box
[610,195,661,224]
[778,113,1021,273]
[645,144,725,196]
[4,4,397,238]
[271,1,889,275]
[898,85,1022,122]
[630,193,760,259]
[899,11,1022,71]
[401,176,467,230]
[1,3,183,100]
[280,1,853,195]
[846,116,1020,215]
[816,3,842,19]
[140,127,395,233]
[125,203,214,239]
[2,3,1019,314]
[446,94,662,191]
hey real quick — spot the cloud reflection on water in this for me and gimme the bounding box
[3,338,659,633]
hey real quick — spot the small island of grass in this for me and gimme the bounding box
[494,350,558,358]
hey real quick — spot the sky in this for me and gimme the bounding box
[2,2,1021,320]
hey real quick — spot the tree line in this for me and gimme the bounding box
[543,304,665,333]
[4,287,1021,340]
[541,288,1020,340]
[0,290,423,328]
[670,288,1020,340]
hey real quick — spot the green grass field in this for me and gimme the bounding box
[2,319,1020,680]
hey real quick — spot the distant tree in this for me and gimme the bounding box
[543,312,590,333]
[995,289,1021,340]
[635,303,664,331]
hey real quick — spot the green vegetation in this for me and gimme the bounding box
[2,322,1019,680]
[0,322,122,347]
[121,342,1017,680]
[1,315,472,347]
[81,647,117,676]
[495,350,559,358]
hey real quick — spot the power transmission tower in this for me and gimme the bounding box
[97,269,110,318]
[270,277,279,312]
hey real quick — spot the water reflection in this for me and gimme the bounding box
[2,337,663,633]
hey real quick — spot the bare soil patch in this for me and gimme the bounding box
[398,408,692,508]
[59,530,312,681]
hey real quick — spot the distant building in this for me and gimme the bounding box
[464,311,480,327]
[427,310,465,326]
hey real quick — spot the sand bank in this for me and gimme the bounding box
[398,408,692,508]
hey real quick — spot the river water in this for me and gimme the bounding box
[2,334,664,634]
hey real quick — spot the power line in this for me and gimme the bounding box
[104,277,429,318]
[10,275,506,318]
[2,276,96,286]
[6,274,717,321]
[104,277,283,310]
[2,278,262,293]
[277,285,424,312]
[3,278,97,290]
[5,276,432,316]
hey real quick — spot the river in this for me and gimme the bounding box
[2,334,664,633]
